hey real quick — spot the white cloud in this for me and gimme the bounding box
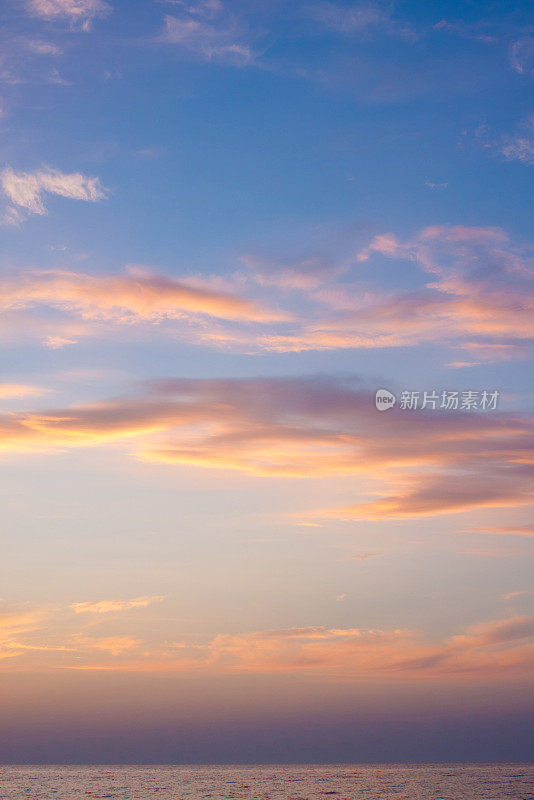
[0,166,108,224]
[305,1,415,40]
[25,0,111,31]
[510,36,534,76]
[306,1,391,34]
[501,118,534,165]
[162,15,253,63]
[25,39,62,55]
[475,117,534,167]
[159,2,255,65]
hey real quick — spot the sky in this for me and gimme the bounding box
[0,0,533,764]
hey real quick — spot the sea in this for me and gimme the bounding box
[0,764,532,800]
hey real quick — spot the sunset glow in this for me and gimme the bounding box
[0,0,533,766]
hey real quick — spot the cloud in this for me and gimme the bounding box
[3,596,533,681]
[501,117,534,165]
[304,1,415,40]
[43,334,79,349]
[25,39,62,55]
[0,166,108,224]
[241,253,344,291]
[432,19,496,44]
[0,606,47,661]
[90,636,141,655]
[0,376,531,523]
[306,1,392,34]
[0,268,289,331]
[159,2,255,66]
[268,224,533,360]
[2,225,531,360]
[503,591,534,602]
[71,596,164,614]
[510,36,534,76]
[475,117,534,167]
[466,525,534,538]
[347,553,380,561]
[316,470,533,521]
[0,383,48,399]
[25,0,111,31]
[201,616,534,679]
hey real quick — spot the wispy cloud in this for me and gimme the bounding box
[510,35,534,76]
[89,636,141,655]
[306,1,392,34]
[0,383,48,399]
[467,525,534,538]
[0,267,289,335]
[501,117,534,165]
[159,1,255,65]
[261,225,534,360]
[475,117,534,166]
[2,599,533,681]
[25,39,62,55]
[0,166,108,224]
[305,1,415,40]
[0,376,531,522]
[2,224,532,359]
[503,590,534,602]
[201,616,534,679]
[71,596,165,614]
[25,0,111,31]
[346,553,381,561]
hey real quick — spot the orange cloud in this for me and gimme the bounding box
[5,607,531,682]
[2,225,531,358]
[0,268,288,328]
[1,598,532,682]
[467,525,534,537]
[0,606,48,661]
[90,637,141,656]
[0,383,48,399]
[71,596,164,614]
[0,377,531,522]
[266,226,533,358]
[503,590,534,601]
[202,616,534,680]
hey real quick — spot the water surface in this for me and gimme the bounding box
[0,763,532,800]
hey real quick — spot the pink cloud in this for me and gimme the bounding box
[0,376,531,522]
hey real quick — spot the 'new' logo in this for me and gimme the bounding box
[375,388,396,411]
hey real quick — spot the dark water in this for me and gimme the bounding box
[0,764,532,800]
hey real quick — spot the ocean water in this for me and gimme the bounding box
[0,764,532,800]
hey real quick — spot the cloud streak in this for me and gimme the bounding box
[0,166,108,224]
[0,376,531,522]
[25,0,111,31]
[2,225,533,360]
[266,225,534,360]
[0,268,289,336]
[159,1,255,65]
[71,596,165,614]
[2,600,532,681]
